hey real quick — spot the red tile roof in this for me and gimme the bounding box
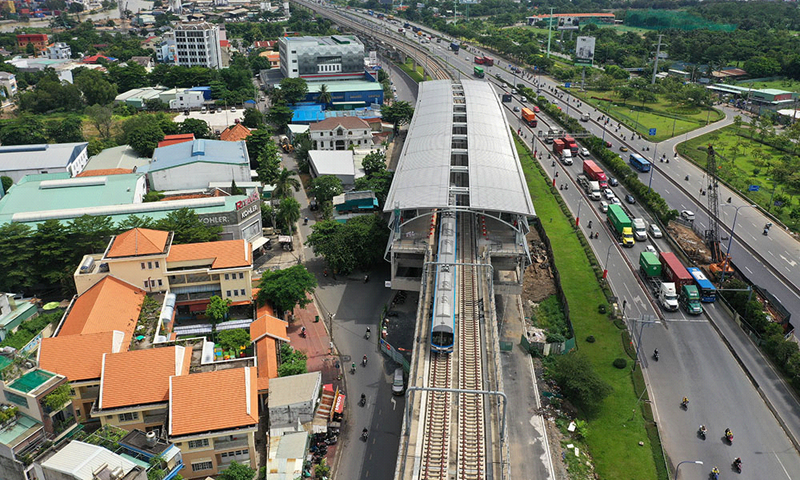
[250,314,288,343]
[309,116,371,132]
[76,168,134,177]
[39,331,125,382]
[220,40,230,47]
[255,338,278,392]
[167,239,251,270]
[100,346,191,409]
[169,367,258,436]
[158,133,195,148]
[106,228,170,258]
[220,123,252,142]
[58,276,145,344]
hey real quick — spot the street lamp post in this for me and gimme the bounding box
[575,198,582,227]
[719,204,758,284]
[648,167,655,193]
[674,460,703,480]
[602,243,614,279]
[552,161,558,187]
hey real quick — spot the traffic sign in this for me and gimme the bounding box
[564,82,571,88]
[748,185,760,192]
[649,128,657,136]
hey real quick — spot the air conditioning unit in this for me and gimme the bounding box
[146,430,158,447]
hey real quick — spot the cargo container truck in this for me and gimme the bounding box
[560,135,579,155]
[680,285,703,315]
[639,252,679,311]
[607,204,635,247]
[552,138,565,156]
[577,174,600,200]
[521,107,537,127]
[659,252,694,288]
[450,42,460,52]
[583,160,608,189]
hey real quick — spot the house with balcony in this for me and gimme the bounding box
[74,228,253,313]
[168,367,258,478]
[309,117,373,151]
[92,346,192,437]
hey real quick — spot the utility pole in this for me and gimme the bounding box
[546,8,554,58]
[651,34,664,85]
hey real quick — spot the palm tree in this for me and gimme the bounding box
[273,168,301,199]
[317,84,332,106]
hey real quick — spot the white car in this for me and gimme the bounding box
[646,245,657,254]
[580,147,590,157]
[680,210,695,221]
[649,224,663,238]
[603,188,615,200]
[600,201,609,213]
[611,197,622,205]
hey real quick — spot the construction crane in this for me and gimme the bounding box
[705,145,722,263]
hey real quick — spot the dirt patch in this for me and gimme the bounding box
[522,228,558,304]
[666,221,712,264]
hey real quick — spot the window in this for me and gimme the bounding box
[157,279,163,287]
[224,274,230,280]
[226,290,231,297]
[238,272,244,279]
[240,289,245,296]
[233,290,238,297]
[75,409,81,417]
[155,261,160,268]
[188,438,210,449]
[192,461,213,472]
[144,280,150,288]
[148,262,153,269]
[118,412,139,422]
[141,262,146,270]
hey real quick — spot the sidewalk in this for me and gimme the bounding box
[289,296,342,387]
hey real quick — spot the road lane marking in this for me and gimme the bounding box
[744,266,753,274]
[391,398,397,410]
[779,254,796,267]
[773,451,792,479]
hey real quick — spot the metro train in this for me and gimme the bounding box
[431,211,457,353]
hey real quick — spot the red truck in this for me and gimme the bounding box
[553,138,565,155]
[560,135,579,155]
[473,56,494,66]
[474,56,485,64]
[521,107,537,127]
[659,252,694,288]
[583,160,608,188]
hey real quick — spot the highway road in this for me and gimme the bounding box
[303,6,800,478]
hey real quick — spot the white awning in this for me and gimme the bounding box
[251,236,269,250]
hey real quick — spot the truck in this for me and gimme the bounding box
[501,93,512,103]
[680,285,703,315]
[404,22,411,29]
[583,160,608,189]
[577,174,601,200]
[607,204,635,247]
[474,66,485,78]
[521,107,537,127]
[474,56,485,64]
[450,42,460,53]
[560,135,579,156]
[631,218,647,241]
[376,12,385,19]
[483,56,494,66]
[553,138,566,157]
[659,252,694,288]
[639,252,679,311]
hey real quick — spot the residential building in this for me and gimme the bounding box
[156,32,178,64]
[249,306,288,400]
[115,87,179,110]
[16,33,48,52]
[129,56,155,69]
[1,368,77,443]
[279,35,365,81]
[258,50,280,69]
[219,123,251,142]
[169,367,258,478]
[169,89,206,110]
[74,228,255,311]
[47,42,71,60]
[267,372,322,431]
[308,150,357,187]
[147,139,250,191]
[34,440,147,480]
[174,23,224,69]
[93,346,192,436]
[302,80,384,107]
[0,293,37,341]
[266,432,308,480]
[333,190,379,215]
[0,71,18,100]
[0,142,89,183]
[309,116,373,150]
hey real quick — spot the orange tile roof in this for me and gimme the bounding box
[100,346,191,410]
[309,116,371,132]
[255,338,278,392]
[59,276,145,344]
[250,314,288,343]
[39,331,125,382]
[220,123,252,142]
[106,228,170,258]
[76,168,134,177]
[167,239,251,270]
[158,133,195,148]
[169,367,258,436]
[253,290,273,315]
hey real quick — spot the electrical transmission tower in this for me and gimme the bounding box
[705,145,722,262]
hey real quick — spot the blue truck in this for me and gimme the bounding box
[450,42,460,53]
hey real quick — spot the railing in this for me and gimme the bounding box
[214,436,249,451]
[169,273,214,285]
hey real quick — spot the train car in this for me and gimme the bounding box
[431,212,457,353]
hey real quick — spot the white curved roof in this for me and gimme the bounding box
[384,80,535,216]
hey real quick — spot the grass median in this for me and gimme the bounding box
[515,136,662,479]
[396,59,425,83]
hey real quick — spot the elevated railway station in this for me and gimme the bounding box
[385,80,535,480]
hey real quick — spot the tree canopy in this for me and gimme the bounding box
[546,352,612,413]
[256,265,317,315]
[381,101,415,134]
[305,215,389,274]
[310,175,343,205]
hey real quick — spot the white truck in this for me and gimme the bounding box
[632,218,647,241]
[577,174,601,200]
[561,149,573,165]
[639,252,679,311]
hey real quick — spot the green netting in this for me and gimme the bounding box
[625,9,736,32]
[8,369,54,393]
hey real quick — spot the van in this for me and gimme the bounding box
[580,113,590,122]
[680,210,695,222]
[392,368,405,395]
[600,201,609,213]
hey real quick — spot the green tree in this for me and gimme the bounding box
[354,169,393,206]
[277,77,308,105]
[278,343,308,376]
[128,122,164,157]
[179,118,211,138]
[245,128,273,164]
[67,215,115,258]
[0,223,35,292]
[266,103,294,131]
[25,43,35,56]
[33,219,72,290]
[0,116,48,145]
[256,264,317,315]
[205,295,232,326]
[317,83,332,105]
[46,116,85,143]
[116,215,155,230]
[86,104,114,140]
[277,196,301,233]
[381,101,414,134]
[615,85,635,104]
[305,215,388,274]
[1,176,12,194]
[272,168,301,199]
[256,142,282,185]
[546,352,612,413]
[74,68,118,106]
[261,202,275,228]
[108,62,148,92]
[361,150,386,176]
[310,175,343,204]
[242,107,264,128]
[217,461,256,480]
[154,208,222,243]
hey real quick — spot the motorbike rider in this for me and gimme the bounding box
[725,427,733,439]
[351,362,356,372]
[653,348,659,358]
[733,457,742,467]
[362,428,368,439]
[366,326,371,336]
[682,396,689,407]
[699,425,707,436]
[362,354,368,366]
[711,466,720,478]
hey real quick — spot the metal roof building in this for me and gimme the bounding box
[0,142,89,183]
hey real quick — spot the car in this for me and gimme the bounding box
[649,224,663,238]
[603,188,615,200]
[600,201,609,213]
[680,210,695,221]
[608,177,619,187]
[646,245,657,254]
[200,106,207,113]
[580,113,590,122]
[580,147,590,157]
[610,197,621,205]
[513,106,521,112]
[605,141,612,148]
[230,106,237,112]
[619,145,629,152]
[183,110,190,116]
[533,106,540,113]
[625,194,636,204]
[520,96,527,103]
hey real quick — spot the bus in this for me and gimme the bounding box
[629,153,651,172]
[687,267,717,303]
[474,66,484,78]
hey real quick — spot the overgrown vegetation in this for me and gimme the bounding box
[529,295,570,343]
[0,311,61,350]
[278,343,308,377]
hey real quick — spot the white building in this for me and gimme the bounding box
[47,42,71,60]
[0,72,17,102]
[157,31,178,64]
[0,142,89,183]
[169,90,206,110]
[309,116,373,150]
[279,35,365,81]
[174,22,225,69]
[147,139,250,191]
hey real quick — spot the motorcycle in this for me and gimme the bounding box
[710,467,720,480]
[361,429,369,442]
[698,426,707,440]
[300,327,307,338]
[733,458,742,474]
[362,355,368,367]
[653,349,659,361]
[365,328,371,339]
[725,429,734,444]
[681,398,689,410]
[359,395,366,407]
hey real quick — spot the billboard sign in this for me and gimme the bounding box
[575,36,595,61]
[558,16,580,30]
